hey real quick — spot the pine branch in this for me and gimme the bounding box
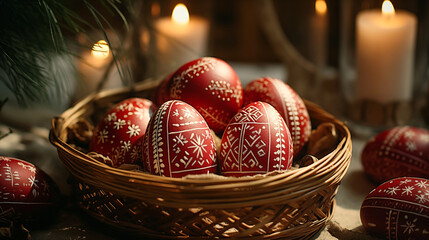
[0,0,129,106]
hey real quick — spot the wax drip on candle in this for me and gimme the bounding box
[172,3,189,25]
[315,0,327,16]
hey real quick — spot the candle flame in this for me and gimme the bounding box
[91,40,109,59]
[382,0,395,16]
[315,0,327,15]
[172,3,189,25]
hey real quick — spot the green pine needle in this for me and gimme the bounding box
[0,0,128,106]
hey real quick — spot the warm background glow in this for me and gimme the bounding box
[91,40,109,59]
[382,0,395,16]
[172,3,190,24]
[315,0,327,15]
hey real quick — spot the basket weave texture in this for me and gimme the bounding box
[49,80,352,239]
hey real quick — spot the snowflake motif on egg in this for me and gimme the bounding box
[401,185,415,196]
[385,186,400,195]
[97,129,109,144]
[106,112,117,122]
[118,102,135,111]
[406,141,417,152]
[121,141,131,153]
[27,175,36,187]
[415,180,429,189]
[113,119,126,130]
[126,124,141,137]
[415,194,428,204]
[400,179,412,185]
[188,134,207,159]
[133,107,145,120]
[401,216,419,235]
[130,146,140,161]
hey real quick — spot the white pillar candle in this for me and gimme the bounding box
[356,0,417,104]
[309,0,328,72]
[154,3,209,77]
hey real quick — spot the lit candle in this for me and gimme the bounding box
[77,40,121,99]
[356,0,417,104]
[309,0,328,72]
[154,3,209,77]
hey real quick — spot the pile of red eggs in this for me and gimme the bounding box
[90,57,312,178]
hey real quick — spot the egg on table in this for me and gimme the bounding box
[143,100,217,178]
[219,101,294,177]
[243,77,311,156]
[89,98,156,167]
[0,156,60,225]
[361,177,429,240]
[361,126,429,184]
[167,57,243,133]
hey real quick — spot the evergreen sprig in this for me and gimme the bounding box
[0,0,128,105]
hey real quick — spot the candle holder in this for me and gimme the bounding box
[339,0,429,133]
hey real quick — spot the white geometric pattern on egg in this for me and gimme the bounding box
[361,177,429,240]
[145,100,217,178]
[380,126,429,164]
[170,57,216,99]
[362,126,429,183]
[243,77,311,156]
[220,102,293,176]
[167,57,243,133]
[0,156,53,201]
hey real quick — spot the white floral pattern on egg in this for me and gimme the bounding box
[361,177,429,240]
[143,100,217,178]
[90,98,156,167]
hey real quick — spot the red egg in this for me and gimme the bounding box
[243,77,311,156]
[362,126,429,184]
[219,101,293,177]
[143,100,217,178]
[90,98,156,167]
[0,156,60,224]
[361,177,429,239]
[153,72,173,106]
[168,57,243,133]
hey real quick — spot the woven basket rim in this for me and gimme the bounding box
[49,80,352,209]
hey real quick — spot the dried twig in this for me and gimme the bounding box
[327,221,382,240]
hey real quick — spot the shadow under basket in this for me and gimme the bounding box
[49,80,352,239]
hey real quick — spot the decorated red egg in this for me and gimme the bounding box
[153,72,173,106]
[362,126,429,184]
[167,57,243,133]
[243,77,311,156]
[361,177,429,239]
[143,100,217,178]
[90,98,156,167]
[0,156,60,224]
[219,101,293,177]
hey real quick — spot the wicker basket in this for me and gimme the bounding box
[49,80,352,239]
